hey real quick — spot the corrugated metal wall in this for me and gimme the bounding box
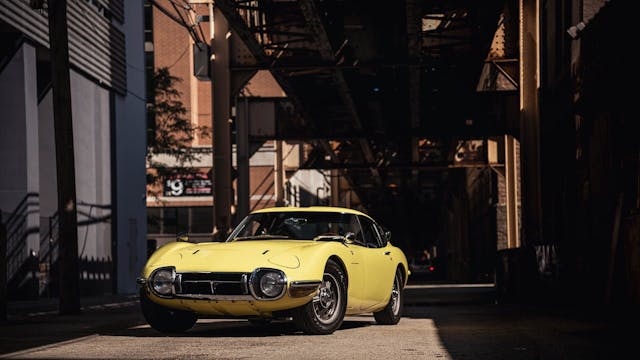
[0,0,126,94]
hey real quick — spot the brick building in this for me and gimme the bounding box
[144,1,330,247]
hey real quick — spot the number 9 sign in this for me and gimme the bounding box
[166,179,184,196]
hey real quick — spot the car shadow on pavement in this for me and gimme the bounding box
[105,318,372,338]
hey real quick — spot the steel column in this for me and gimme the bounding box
[274,140,285,206]
[330,169,340,207]
[236,97,250,220]
[519,0,542,246]
[505,134,520,248]
[211,6,232,238]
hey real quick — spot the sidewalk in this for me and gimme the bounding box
[0,294,145,356]
[6,294,140,318]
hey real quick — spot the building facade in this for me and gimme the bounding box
[0,0,147,296]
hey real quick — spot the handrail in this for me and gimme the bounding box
[38,212,60,264]
[3,193,39,282]
[3,195,111,293]
[5,193,39,231]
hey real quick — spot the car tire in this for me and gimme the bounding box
[140,290,197,333]
[292,259,347,335]
[373,268,404,325]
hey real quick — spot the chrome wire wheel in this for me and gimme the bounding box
[373,268,404,325]
[292,259,346,334]
[313,272,341,325]
[390,274,401,315]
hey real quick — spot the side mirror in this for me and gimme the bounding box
[176,231,191,243]
[384,230,392,243]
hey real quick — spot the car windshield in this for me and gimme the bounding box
[227,211,361,241]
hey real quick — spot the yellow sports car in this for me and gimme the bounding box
[137,206,410,334]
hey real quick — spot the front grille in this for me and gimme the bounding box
[181,272,245,282]
[177,272,249,296]
[181,282,213,295]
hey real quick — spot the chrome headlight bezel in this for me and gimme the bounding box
[249,268,287,300]
[149,266,176,298]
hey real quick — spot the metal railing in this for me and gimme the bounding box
[3,195,114,298]
[38,213,60,296]
[4,193,39,283]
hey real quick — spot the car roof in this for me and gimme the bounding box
[250,206,370,218]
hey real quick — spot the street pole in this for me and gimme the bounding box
[48,0,81,314]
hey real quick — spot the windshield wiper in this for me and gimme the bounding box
[233,234,290,241]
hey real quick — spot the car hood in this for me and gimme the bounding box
[147,240,319,273]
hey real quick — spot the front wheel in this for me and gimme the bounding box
[373,268,404,325]
[140,290,197,333]
[292,259,347,334]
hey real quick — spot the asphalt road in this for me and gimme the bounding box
[0,285,634,360]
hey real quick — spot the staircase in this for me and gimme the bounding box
[3,193,42,299]
[2,195,116,299]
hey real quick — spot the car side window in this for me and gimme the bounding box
[374,222,388,246]
[358,216,382,248]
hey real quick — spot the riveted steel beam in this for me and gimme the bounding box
[216,0,359,201]
[298,0,381,186]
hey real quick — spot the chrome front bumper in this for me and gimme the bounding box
[138,269,321,301]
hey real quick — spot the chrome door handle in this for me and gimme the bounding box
[384,251,391,255]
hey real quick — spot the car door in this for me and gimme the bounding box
[358,216,396,310]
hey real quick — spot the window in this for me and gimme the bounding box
[147,208,161,234]
[147,206,214,235]
[358,216,382,248]
[374,222,389,246]
[191,207,213,233]
[162,208,177,234]
[228,211,361,241]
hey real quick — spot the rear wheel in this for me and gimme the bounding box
[140,290,197,333]
[292,260,347,334]
[373,268,404,325]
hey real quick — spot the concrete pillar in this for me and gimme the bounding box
[0,43,40,254]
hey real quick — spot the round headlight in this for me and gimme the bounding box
[151,268,175,295]
[250,269,286,299]
[259,272,285,297]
